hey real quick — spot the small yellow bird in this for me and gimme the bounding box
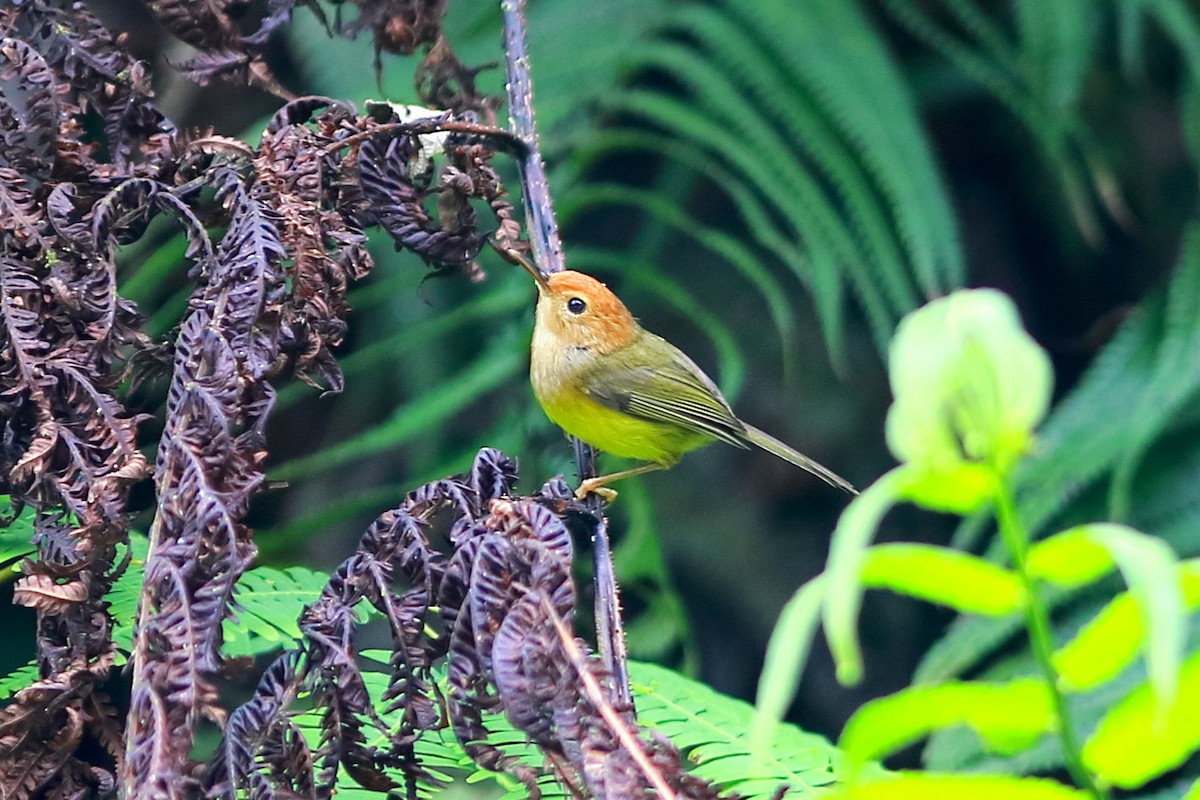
[514,254,856,499]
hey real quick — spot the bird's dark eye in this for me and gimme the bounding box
[567,297,587,314]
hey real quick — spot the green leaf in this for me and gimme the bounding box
[1026,528,1115,587]
[823,468,907,686]
[105,532,150,664]
[895,461,996,515]
[1108,226,1200,520]
[831,773,1090,800]
[1015,0,1096,113]
[860,544,1025,616]
[291,655,842,799]
[655,2,917,329]
[753,576,827,754]
[886,289,1053,478]
[567,128,805,370]
[1082,648,1200,789]
[1049,524,1185,707]
[1053,559,1200,695]
[840,679,1055,766]
[604,87,892,352]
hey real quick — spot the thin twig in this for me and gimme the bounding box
[322,119,528,156]
[500,0,564,276]
[590,512,633,708]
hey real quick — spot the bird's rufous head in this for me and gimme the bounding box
[529,268,638,355]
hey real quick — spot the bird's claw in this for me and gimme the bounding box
[574,478,618,503]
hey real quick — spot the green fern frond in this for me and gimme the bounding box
[289,656,841,799]
[224,567,330,657]
[0,498,36,569]
[605,88,879,352]
[944,0,1023,70]
[632,661,843,797]
[2,538,327,700]
[723,0,965,297]
[1014,0,1095,113]
[0,662,39,702]
[661,4,919,312]
[1108,227,1200,519]
[880,0,1120,244]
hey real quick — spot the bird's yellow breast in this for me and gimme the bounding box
[535,382,705,464]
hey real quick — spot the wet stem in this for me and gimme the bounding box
[993,477,1110,800]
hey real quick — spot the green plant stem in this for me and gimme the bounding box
[994,478,1109,800]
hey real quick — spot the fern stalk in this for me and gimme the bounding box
[994,478,1109,800]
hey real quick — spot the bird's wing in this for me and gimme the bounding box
[581,333,749,448]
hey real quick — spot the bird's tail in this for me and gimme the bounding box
[742,423,858,495]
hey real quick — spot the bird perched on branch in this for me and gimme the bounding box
[510,251,856,500]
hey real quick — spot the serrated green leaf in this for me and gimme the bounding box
[224,566,330,658]
[568,128,805,368]
[832,773,1089,800]
[107,533,149,662]
[1016,0,1095,113]
[725,0,964,297]
[659,2,919,318]
[1054,560,1200,694]
[289,656,840,799]
[1082,648,1200,789]
[603,88,893,352]
[840,679,1054,766]
[860,544,1025,616]
[0,661,39,702]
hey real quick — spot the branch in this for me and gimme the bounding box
[500,0,632,708]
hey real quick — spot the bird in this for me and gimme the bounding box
[509,250,857,500]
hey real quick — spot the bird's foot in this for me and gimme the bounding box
[574,477,618,503]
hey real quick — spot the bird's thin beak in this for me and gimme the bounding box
[502,247,550,293]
